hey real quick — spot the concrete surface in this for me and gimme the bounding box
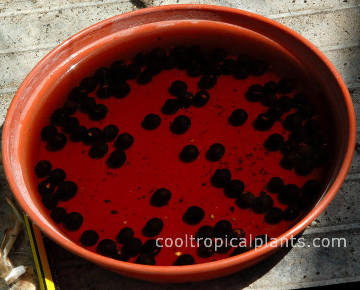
[0,0,359,289]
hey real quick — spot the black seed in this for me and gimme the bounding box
[313,149,328,167]
[231,228,246,240]
[245,84,264,102]
[63,212,83,231]
[68,87,87,103]
[252,192,273,213]
[70,126,88,142]
[278,96,293,112]
[84,127,102,145]
[133,52,148,67]
[222,58,237,75]
[126,63,141,79]
[94,67,110,85]
[280,154,296,170]
[62,101,78,117]
[109,60,127,81]
[292,93,308,108]
[212,47,227,63]
[116,227,134,244]
[304,119,321,135]
[143,218,164,237]
[228,109,248,126]
[38,179,55,195]
[198,72,217,90]
[233,65,250,79]
[89,139,108,159]
[80,230,99,247]
[299,194,316,209]
[47,133,67,151]
[281,140,299,155]
[142,239,162,256]
[264,81,278,93]
[278,184,300,205]
[106,149,127,169]
[283,204,301,221]
[41,126,57,141]
[265,207,283,224]
[224,180,245,198]
[41,193,58,210]
[150,188,171,207]
[277,78,295,94]
[142,114,161,130]
[122,238,143,257]
[102,124,119,142]
[193,90,210,107]
[89,104,108,121]
[183,206,205,225]
[206,143,225,162]
[302,180,321,196]
[114,133,134,150]
[210,169,231,188]
[289,127,307,143]
[150,47,167,63]
[250,60,268,76]
[50,207,67,223]
[236,192,256,209]
[96,84,113,99]
[50,108,68,126]
[79,97,96,113]
[295,159,315,176]
[169,80,187,97]
[264,134,284,151]
[186,62,205,77]
[62,117,79,134]
[161,99,180,115]
[215,238,232,254]
[80,76,98,92]
[197,242,215,258]
[170,115,191,134]
[135,254,156,265]
[266,177,284,194]
[283,113,303,131]
[237,54,253,68]
[195,225,214,240]
[261,93,277,107]
[96,239,117,257]
[114,253,130,262]
[214,220,232,237]
[297,104,314,120]
[35,160,52,178]
[179,145,199,163]
[177,91,193,108]
[253,113,274,131]
[56,181,78,201]
[113,82,131,99]
[230,246,251,256]
[174,254,195,266]
[267,104,284,120]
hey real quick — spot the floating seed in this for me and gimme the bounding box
[179,145,199,163]
[89,104,108,121]
[41,193,58,210]
[50,207,67,223]
[126,63,141,79]
[114,133,134,150]
[253,113,274,131]
[169,80,187,97]
[63,212,83,231]
[236,192,256,209]
[267,104,283,120]
[150,188,171,207]
[183,206,205,225]
[170,115,191,134]
[304,119,321,136]
[278,184,300,205]
[70,126,88,142]
[283,114,303,131]
[143,218,164,237]
[122,238,143,257]
[214,220,232,237]
[142,114,161,130]
[89,140,108,159]
[280,153,297,170]
[228,109,248,126]
[102,124,119,142]
[231,228,246,240]
[84,127,102,145]
[250,60,268,76]
[62,117,79,134]
[192,91,210,108]
[215,239,231,254]
[195,225,214,240]
[35,160,52,178]
[96,239,117,257]
[224,180,245,198]
[212,47,227,63]
[277,78,295,94]
[142,239,162,256]
[96,84,113,99]
[174,254,195,266]
[106,149,127,169]
[198,72,217,90]
[211,169,231,188]
[135,254,156,265]
[230,246,251,256]
[80,76,98,92]
[47,133,67,151]
[38,179,55,195]
[245,84,264,102]
[80,230,99,247]
[264,134,284,151]
[68,87,87,103]
[94,67,110,85]
[222,59,237,75]
[292,93,308,108]
[295,159,315,176]
[113,82,131,99]
[177,92,193,109]
[283,204,301,221]
[266,177,284,194]
[186,62,205,77]
[233,65,250,79]
[289,128,307,143]
[161,99,180,115]
[56,181,78,201]
[41,126,57,141]
[252,192,273,213]
[278,96,293,112]
[265,207,283,224]
[137,68,154,85]
[206,143,225,162]
[116,227,134,244]
[50,108,68,126]
[197,242,215,258]
[302,179,321,196]
[264,81,278,93]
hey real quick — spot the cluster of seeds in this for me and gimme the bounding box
[34,45,329,266]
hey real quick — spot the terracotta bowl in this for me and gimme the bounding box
[2,4,356,283]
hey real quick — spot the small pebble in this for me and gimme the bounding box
[142,114,161,130]
[177,91,193,109]
[80,230,99,247]
[170,115,191,134]
[35,160,52,178]
[150,188,171,207]
[292,93,308,108]
[174,254,195,266]
[143,218,164,237]
[106,149,127,169]
[179,145,199,163]
[183,206,205,225]
[63,212,83,231]
[211,169,232,188]
[114,133,134,150]
[228,109,248,126]
[224,180,245,198]
[206,143,225,162]
[222,59,237,75]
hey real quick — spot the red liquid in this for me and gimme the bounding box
[32,63,325,265]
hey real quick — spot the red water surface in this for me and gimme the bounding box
[33,64,324,265]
